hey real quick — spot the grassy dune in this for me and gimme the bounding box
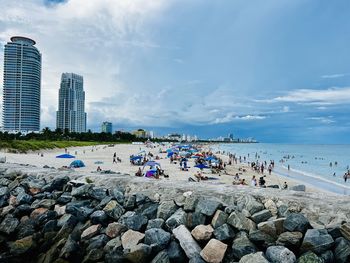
[0,140,113,153]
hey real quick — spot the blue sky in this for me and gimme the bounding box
[1,0,350,143]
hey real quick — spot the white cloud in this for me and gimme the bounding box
[211,114,266,124]
[307,116,335,124]
[321,73,347,79]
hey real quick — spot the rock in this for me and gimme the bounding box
[184,196,199,212]
[213,223,235,241]
[283,213,309,233]
[54,204,66,216]
[86,234,109,250]
[1,205,14,217]
[265,246,296,263]
[334,237,350,263]
[83,248,104,262]
[157,201,178,220]
[124,243,152,263]
[137,202,159,220]
[189,257,206,263]
[66,202,94,222]
[144,228,171,252]
[236,195,264,215]
[0,186,9,197]
[16,221,35,239]
[13,204,33,218]
[195,198,222,217]
[81,224,101,240]
[251,209,272,224]
[49,176,69,191]
[43,219,58,233]
[8,235,33,255]
[121,229,145,249]
[327,225,342,239]
[57,192,72,204]
[289,185,306,191]
[103,200,125,220]
[106,222,127,238]
[191,224,214,241]
[300,229,334,254]
[248,230,276,249]
[147,218,165,230]
[340,223,350,241]
[31,199,56,209]
[232,232,257,260]
[16,192,33,205]
[71,184,92,197]
[167,240,186,263]
[60,235,80,259]
[264,199,278,216]
[239,252,269,263]
[89,187,108,201]
[151,250,170,263]
[173,225,201,260]
[227,211,256,232]
[297,251,323,263]
[320,250,334,263]
[211,210,228,229]
[111,188,125,204]
[118,211,148,231]
[186,212,207,229]
[0,215,19,234]
[57,214,78,228]
[276,232,303,250]
[30,207,48,219]
[200,238,227,263]
[124,195,136,210]
[278,204,290,217]
[258,218,285,239]
[90,210,108,226]
[36,210,58,226]
[165,208,187,230]
[104,236,122,252]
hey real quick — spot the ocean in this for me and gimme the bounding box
[213,143,350,195]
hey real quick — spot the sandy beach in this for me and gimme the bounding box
[0,143,322,193]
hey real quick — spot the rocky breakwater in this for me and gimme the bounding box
[0,164,349,262]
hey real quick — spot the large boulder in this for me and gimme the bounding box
[121,229,145,249]
[276,231,303,251]
[340,223,350,241]
[173,225,201,260]
[103,200,125,220]
[200,239,227,263]
[334,237,350,263]
[213,223,235,241]
[105,222,127,238]
[90,210,109,226]
[165,208,187,230]
[283,213,309,233]
[157,201,177,221]
[265,246,296,263]
[118,211,148,231]
[211,210,228,229]
[251,209,272,224]
[236,195,264,215]
[258,218,285,239]
[227,211,256,232]
[124,243,152,263]
[144,228,171,252]
[248,230,276,249]
[297,251,323,263]
[0,215,19,235]
[300,229,334,254]
[239,252,269,263]
[191,225,214,242]
[147,218,165,230]
[186,212,206,229]
[167,240,186,263]
[231,232,257,260]
[195,198,222,217]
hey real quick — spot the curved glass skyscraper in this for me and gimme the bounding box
[2,36,41,132]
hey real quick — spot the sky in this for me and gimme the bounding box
[1,0,350,143]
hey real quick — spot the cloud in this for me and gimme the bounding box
[307,116,335,124]
[321,73,347,79]
[269,87,350,105]
[211,114,267,124]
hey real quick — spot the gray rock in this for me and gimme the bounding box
[236,195,264,215]
[300,229,334,254]
[147,218,165,230]
[157,201,177,221]
[111,188,125,204]
[118,211,148,231]
[320,250,334,263]
[0,215,19,234]
[8,235,33,255]
[43,219,58,233]
[266,246,296,263]
[66,202,94,222]
[248,230,276,249]
[90,210,109,226]
[186,212,206,229]
[0,187,9,196]
[16,221,35,239]
[60,235,80,259]
[227,211,256,232]
[0,178,10,186]
[136,202,159,219]
[104,236,122,252]
[195,198,222,217]
[82,248,104,262]
[334,237,350,263]
[16,192,33,205]
[239,252,269,263]
[326,225,342,239]
[30,198,56,209]
[277,204,290,217]
[289,185,306,191]
[89,187,108,201]
[50,176,70,191]
[104,200,125,220]
[166,208,187,230]
[297,251,323,263]
[71,183,93,197]
[124,195,136,210]
[276,231,303,251]
[232,232,257,260]
[87,234,109,250]
[13,204,33,217]
[167,240,186,262]
[211,210,228,229]
[283,213,309,233]
[57,192,72,204]
[340,223,350,241]
[36,210,58,226]
[184,196,199,212]
[251,209,272,224]
[124,243,152,263]
[151,250,170,263]
[213,223,235,242]
[145,228,171,252]
[57,214,78,228]
[258,218,285,239]
[172,224,201,260]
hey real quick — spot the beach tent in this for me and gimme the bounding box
[70,160,85,168]
[143,161,161,168]
[195,163,210,169]
[130,156,143,161]
[56,154,75,158]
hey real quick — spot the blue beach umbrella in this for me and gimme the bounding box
[130,156,143,161]
[70,160,85,168]
[56,154,75,158]
[194,163,210,169]
[143,161,161,167]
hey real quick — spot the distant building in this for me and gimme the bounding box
[101,121,112,134]
[2,36,41,132]
[132,129,147,138]
[56,73,87,133]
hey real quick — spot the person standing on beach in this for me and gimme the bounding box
[344,173,348,182]
[288,164,290,171]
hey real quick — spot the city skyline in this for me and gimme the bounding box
[1,0,350,143]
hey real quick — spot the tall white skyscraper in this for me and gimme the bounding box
[56,73,87,133]
[2,36,41,132]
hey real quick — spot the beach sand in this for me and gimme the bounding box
[0,143,320,193]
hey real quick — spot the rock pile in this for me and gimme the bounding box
[0,167,349,263]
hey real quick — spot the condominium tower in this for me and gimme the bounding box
[56,73,87,133]
[2,36,41,132]
[101,121,112,134]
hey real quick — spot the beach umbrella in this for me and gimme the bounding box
[56,154,75,158]
[167,152,175,158]
[195,163,210,169]
[179,151,189,157]
[205,156,216,161]
[130,156,143,161]
[191,155,200,158]
[70,160,85,168]
[143,161,161,167]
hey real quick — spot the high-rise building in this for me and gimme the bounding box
[2,36,41,132]
[101,121,112,134]
[56,73,87,133]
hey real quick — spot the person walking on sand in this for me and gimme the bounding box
[344,173,348,183]
[288,164,290,171]
[113,156,117,164]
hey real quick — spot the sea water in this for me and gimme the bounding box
[214,143,350,195]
